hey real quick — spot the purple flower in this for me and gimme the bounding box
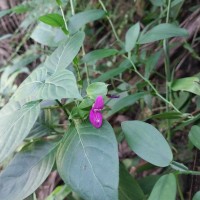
[89,109,103,128]
[89,95,104,128]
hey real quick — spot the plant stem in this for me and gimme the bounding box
[82,45,90,86]
[70,0,75,15]
[176,174,184,200]
[60,6,68,31]
[124,55,181,113]
[56,100,70,117]
[163,0,172,140]
[98,0,121,43]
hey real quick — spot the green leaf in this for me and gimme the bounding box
[68,9,105,34]
[171,77,200,96]
[146,111,183,120]
[0,101,40,163]
[148,174,177,200]
[82,49,118,64]
[189,125,200,150]
[12,68,82,101]
[125,23,140,52]
[193,191,200,200]
[0,9,11,18]
[0,141,57,200]
[44,31,85,73]
[95,58,132,82]
[56,120,119,200]
[39,13,64,28]
[46,185,71,200]
[121,121,173,167]
[138,23,188,44]
[119,164,145,200]
[105,92,146,118]
[31,23,66,47]
[11,5,31,14]
[138,175,160,195]
[149,0,164,6]
[144,50,162,79]
[86,82,108,99]
[170,161,188,172]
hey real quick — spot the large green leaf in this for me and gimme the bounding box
[0,101,40,163]
[138,23,188,44]
[148,174,176,200]
[0,141,57,200]
[138,175,160,195]
[57,120,119,200]
[68,9,105,34]
[193,191,200,200]
[44,31,85,73]
[105,92,146,118]
[171,77,200,96]
[12,68,82,101]
[121,121,173,167]
[119,164,145,200]
[31,23,66,47]
[82,49,118,64]
[189,125,200,150]
[125,23,140,52]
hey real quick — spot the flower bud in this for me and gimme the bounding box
[93,95,104,110]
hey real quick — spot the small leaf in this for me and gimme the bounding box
[0,101,40,163]
[189,125,200,150]
[170,161,188,172]
[44,31,85,73]
[56,120,119,200]
[105,92,146,118]
[171,77,200,96]
[138,23,188,44]
[46,185,71,200]
[125,23,140,52]
[82,49,118,64]
[0,141,57,200]
[193,191,200,200]
[95,58,132,82]
[68,9,105,34]
[39,13,64,28]
[144,50,162,79]
[119,164,145,200]
[121,121,173,167]
[86,82,108,99]
[148,174,177,200]
[12,68,82,101]
[0,9,11,18]
[147,112,183,120]
[149,0,164,6]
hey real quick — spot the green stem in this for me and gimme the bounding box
[82,45,90,86]
[70,0,75,15]
[124,55,181,113]
[98,0,121,43]
[163,0,172,140]
[176,174,184,200]
[56,100,70,117]
[60,6,68,31]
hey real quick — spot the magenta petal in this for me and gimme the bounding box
[89,109,103,128]
[93,95,104,110]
